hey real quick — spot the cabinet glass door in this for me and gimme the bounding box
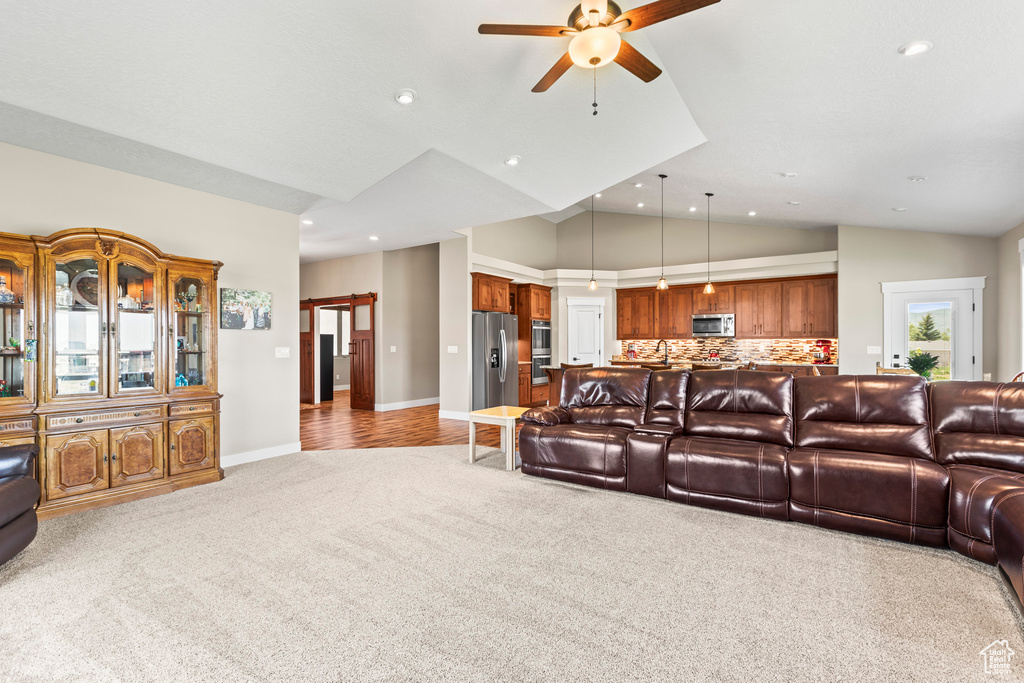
[171,275,210,390]
[0,258,28,401]
[114,262,157,393]
[54,258,103,396]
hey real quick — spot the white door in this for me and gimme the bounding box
[887,288,977,380]
[568,304,603,366]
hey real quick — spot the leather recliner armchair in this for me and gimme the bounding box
[0,444,40,567]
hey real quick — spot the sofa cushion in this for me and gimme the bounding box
[685,370,794,447]
[931,381,1024,473]
[795,375,933,460]
[665,436,789,519]
[788,447,949,546]
[519,423,630,490]
[0,508,37,567]
[946,465,1024,564]
[0,476,39,529]
[644,369,689,430]
[561,368,650,428]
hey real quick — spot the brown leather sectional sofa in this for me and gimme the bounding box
[0,444,39,567]
[520,368,1024,606]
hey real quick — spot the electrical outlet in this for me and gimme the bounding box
[336,374,340,380]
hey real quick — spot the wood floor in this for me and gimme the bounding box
[300,390,506,451]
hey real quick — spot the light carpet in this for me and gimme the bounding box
[1,445,1022,682]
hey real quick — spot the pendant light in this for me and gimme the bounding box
[588,194,598,290]
[657,174,668,290]
[703,192,716,295]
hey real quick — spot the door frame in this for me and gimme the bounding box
[881,277,985,380]
[300,293,377,408]
[566,297,605,366]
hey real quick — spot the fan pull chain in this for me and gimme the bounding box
[592,68,598,116]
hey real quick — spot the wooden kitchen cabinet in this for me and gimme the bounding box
[531,383,549,406]
[517,283,551,321]
[782,277,837,338]
[518,365,530,407]
[692,285,734,314]
[657,286,693,339]
[472,272,513,313]
[616,288,656,339]
[735,282,782,339]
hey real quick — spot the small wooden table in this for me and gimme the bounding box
[468,406,529,471]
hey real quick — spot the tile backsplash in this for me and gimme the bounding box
[618,338,838,365]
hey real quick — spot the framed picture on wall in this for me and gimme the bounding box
[220,288,272,330]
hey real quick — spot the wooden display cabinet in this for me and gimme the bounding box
[0,228,225,519]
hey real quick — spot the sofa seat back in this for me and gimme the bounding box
[794,375,934,460]
[685,370,794,447]
[561,368,651,428]
[931,381,1024,473]
[644,369,690,430]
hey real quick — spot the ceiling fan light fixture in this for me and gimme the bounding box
[569,26,621,68]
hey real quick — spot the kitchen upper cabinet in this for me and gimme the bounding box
[782,277,837,338]
[657,286,693,339]
[471,272,513,313]
[616,288,656,339]
[735,282,782,339]
[692,285,734,314]
[517,283,552,321]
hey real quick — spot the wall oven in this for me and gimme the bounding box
[532,354,550,385]
[531,320,551,356]
[692,313,735,338]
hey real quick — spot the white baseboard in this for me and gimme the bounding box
[374,396,441,412]
[221,441,302,468]
[334,384,349,391]
[438,410,469,421]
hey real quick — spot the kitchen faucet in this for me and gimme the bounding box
[655,339,669,365]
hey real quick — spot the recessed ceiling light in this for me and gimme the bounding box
[634,183,643,188]
[504,155,520,167]
[782,172,798,178]
[898,41,932,56]
[891,207,908,213]
[637,203,644,208]
[301,219,314,225]
[907,176,927,182]
[395,89,416,104]
[748,211,757,216]
[595,193,602,198]
[689,207,697,212]
[787,201,801,206]
[369,235,380,240]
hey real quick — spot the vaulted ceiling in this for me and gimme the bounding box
[1,1,1022,263]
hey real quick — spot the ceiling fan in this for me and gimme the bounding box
[479,0,720,93]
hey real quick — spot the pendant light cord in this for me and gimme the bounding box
[591,194,595,278]
[660,175,666,277]
[592,69,598,116]
[706,192,713,283]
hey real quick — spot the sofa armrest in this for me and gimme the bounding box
[0,444,37,478]
[521,406,571,426]
[633,424,683,438]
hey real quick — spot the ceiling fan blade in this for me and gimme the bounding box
[614,0,720,32]
[479,24,576,37]
[613,40,662,82]
[532,53,574,92]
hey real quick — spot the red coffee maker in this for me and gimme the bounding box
[811,339,832,364]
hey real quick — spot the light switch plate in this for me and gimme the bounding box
[390,346,397,353]
[447,345,458,354]
[867,346,882,355]
[275,347,290,358]
[984,373,992,381]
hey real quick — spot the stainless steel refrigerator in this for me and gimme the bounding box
[472,312,518,410]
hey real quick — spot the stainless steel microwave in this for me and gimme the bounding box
[692,313,735,337]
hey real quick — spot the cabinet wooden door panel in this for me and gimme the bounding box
[782,281,810,337]
[616,290,634,339]
[693,285,734,314]
[734,285,757,338]
[658,287,693,339]
[633,290,656,338]
[759,282,783,337]
[110,423,164,488]
[518,366,530,406]
[808,278,837,337]
[45,430,109,500]
[168,417,215,475]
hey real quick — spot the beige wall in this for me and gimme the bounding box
[438,237,471,417]
[557,212,838,271]
[837,225,999,377]
[472,216,558,270]
[997,221,1024,381]
[0,142,300,459]
[381,244,440,404]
